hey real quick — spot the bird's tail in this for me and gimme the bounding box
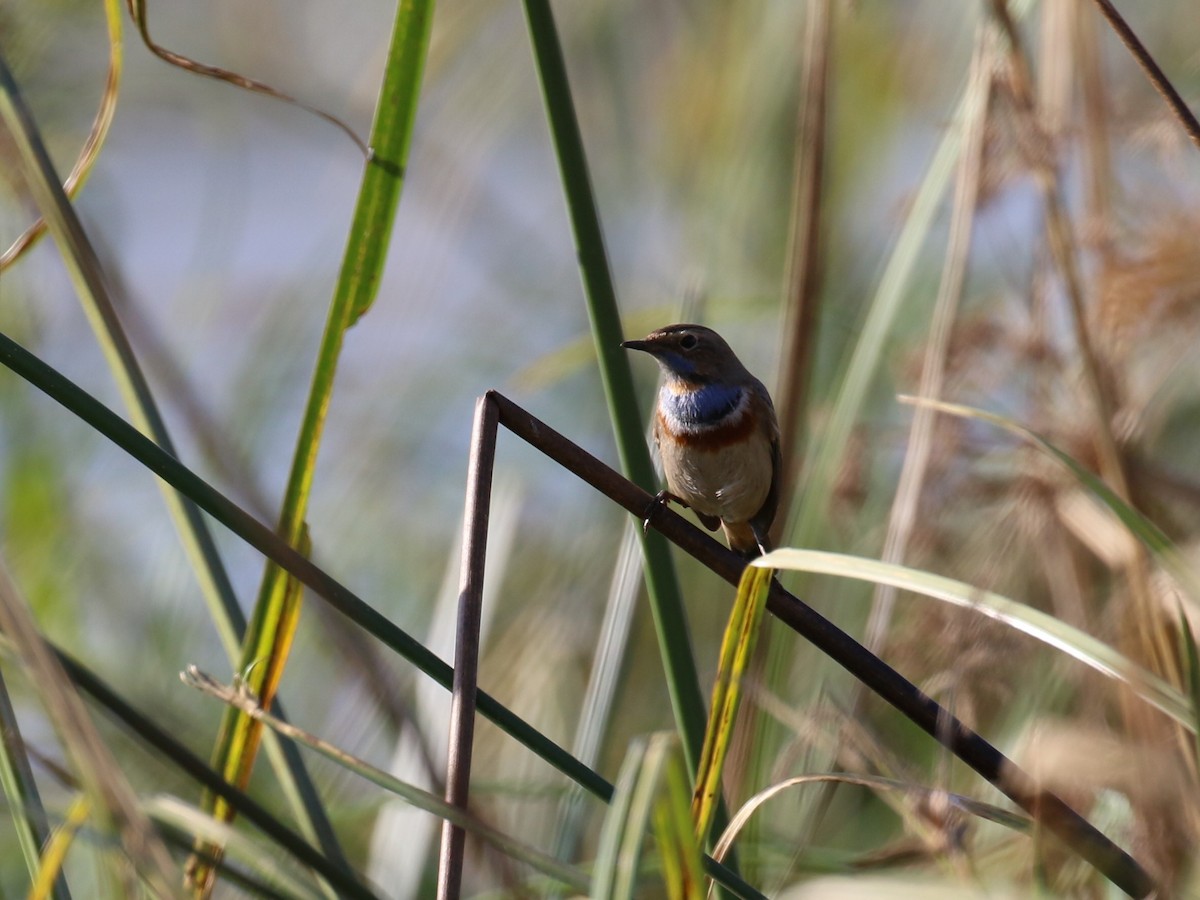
[722,521,771,559]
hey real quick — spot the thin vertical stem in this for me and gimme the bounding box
[520,0,709,784]
[774,0,833,533]
[436,395,500,899]
[867,25,994,652]
[1072,0,1116,255]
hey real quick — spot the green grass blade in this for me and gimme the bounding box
[593,734,707,900]
[0,667,70,898]
[551,522,645,869]
[692,565,773,847]
[655,746,705,900]
[521,0,709,798]
[199,0,435,884]
[1178,610,1200,763]
[593,733,726,900]
[0,47,346,884]
[592,733,673,899]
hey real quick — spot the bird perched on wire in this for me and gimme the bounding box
[622,323,781,558]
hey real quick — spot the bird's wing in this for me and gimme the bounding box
[749,380,782,544]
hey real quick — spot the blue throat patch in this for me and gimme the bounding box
[664,382,744,425]
[658,351,697,378]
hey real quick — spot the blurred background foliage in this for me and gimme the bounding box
[2,0,1200,896]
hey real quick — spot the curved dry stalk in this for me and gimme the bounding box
[713,773,1030,864]
[125,0,368,156]
[0,0,124,270]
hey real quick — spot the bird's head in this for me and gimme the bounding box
[621,323,750,385]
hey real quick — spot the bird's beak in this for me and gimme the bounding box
[620,338,650,352]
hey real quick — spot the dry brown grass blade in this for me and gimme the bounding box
[772,0,832,534]
[1071,0,1116,255]
[866,23,994,653]
[125,0,368,157]
[1036,0,1115,252]
[733,0,832,852]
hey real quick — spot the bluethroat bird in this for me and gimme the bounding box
[622,324,781,558]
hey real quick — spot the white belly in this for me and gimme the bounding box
[662,434,773,524]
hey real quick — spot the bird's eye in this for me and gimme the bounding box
[679,334,698,351]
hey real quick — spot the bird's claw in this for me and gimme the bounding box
[641,490,673,534]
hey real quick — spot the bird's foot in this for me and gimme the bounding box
[641,490,677,534]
